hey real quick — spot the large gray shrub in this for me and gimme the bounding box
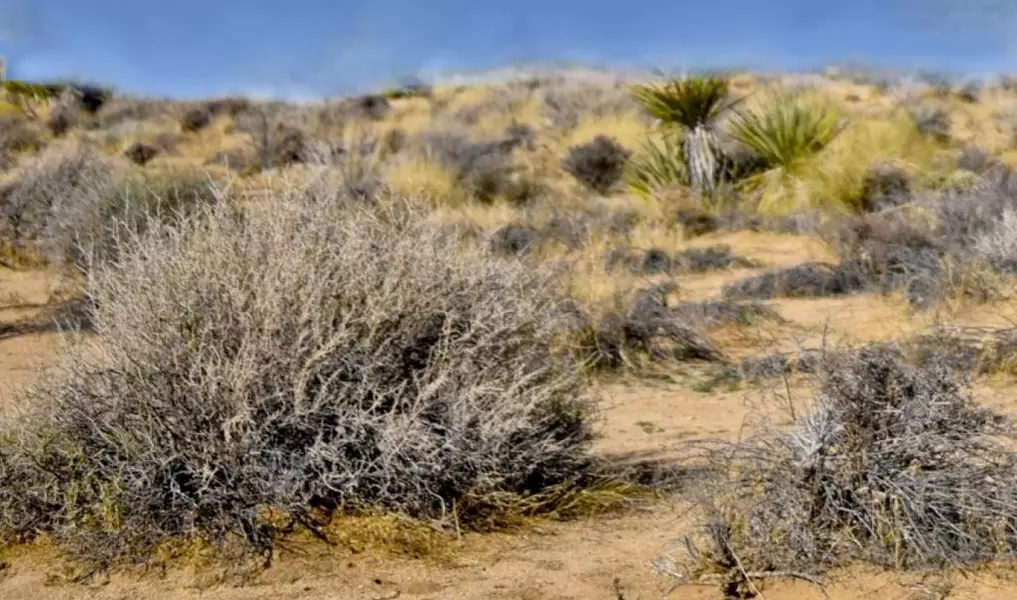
[1,184,595,566]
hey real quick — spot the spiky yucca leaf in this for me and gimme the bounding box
[729,94,846,174]
[630,76,740,198]
[624,135,688,199]
[629,76,738,130]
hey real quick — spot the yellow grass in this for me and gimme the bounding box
[385,153,464,205]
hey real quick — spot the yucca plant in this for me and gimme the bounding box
[624,134,688,199]
[729,93,846,175]
[630,76,739,197]
[728,93,847,213]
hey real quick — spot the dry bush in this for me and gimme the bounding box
[711,349,823,386]
[123,141,159,166]
[830,211,948,305]
[505,121,535,150]
[0,144,116,257]
[381,127,408,155]
[905,103,951,143]
[95,97,170,129]
[0,143,218,269]
[722,262,868,300]
[730,216,971,304]
[537,76,643,131]
[207,97,251,118]
[561,135,631,194]
[605,247,675,274]
[903,325,1017,376]
[68,83,112,114]
[575,282,722,370]
[935,170,1017,273]
[232,103,318,170]
[45,105,77,137]
[956,146,999,175]
[179,106,213,132]
[671,299,783,329]
[822,171,1017,307]
[858,163,911,211]
[204,147,259,173]
[489,224,542,256]
[606,245,755,276]
[0,113,43,166]
[674,246,757,273]
[973,208,1017,273]
[43,167,223,270]
[0,187,596,567]
[419,129,538,203]
[346,94,391,121]
[664,345,1017,594]
[956,82,981,104]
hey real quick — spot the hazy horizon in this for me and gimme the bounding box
[1,1,1015,99]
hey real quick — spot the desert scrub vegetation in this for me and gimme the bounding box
[0,144,117,265]
[0,143,221,270]
[562,135,631,194]
[718,166,1017,307]
[728,91,846,212]
[630,75,738,198]
[625,76,870,214]
[0,112,43,167]
[0,183,604,569]
[659,345,1017,597]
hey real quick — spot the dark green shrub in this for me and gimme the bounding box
[180,106,213,132]
[562,135,631,194]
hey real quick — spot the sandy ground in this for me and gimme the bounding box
[3,232,1017,599]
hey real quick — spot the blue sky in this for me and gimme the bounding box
[0,1,1015,99]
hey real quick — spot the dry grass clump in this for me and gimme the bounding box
[660,346,1017,597]
[0,183,599,568]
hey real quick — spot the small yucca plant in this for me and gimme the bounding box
[630,76,739,197]
[728,93,847,213]
[729,93,846,175]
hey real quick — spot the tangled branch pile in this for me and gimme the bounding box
[0,186,597,567]
[670,345,1017,594]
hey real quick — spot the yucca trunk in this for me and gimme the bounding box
[683,125,720,199]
